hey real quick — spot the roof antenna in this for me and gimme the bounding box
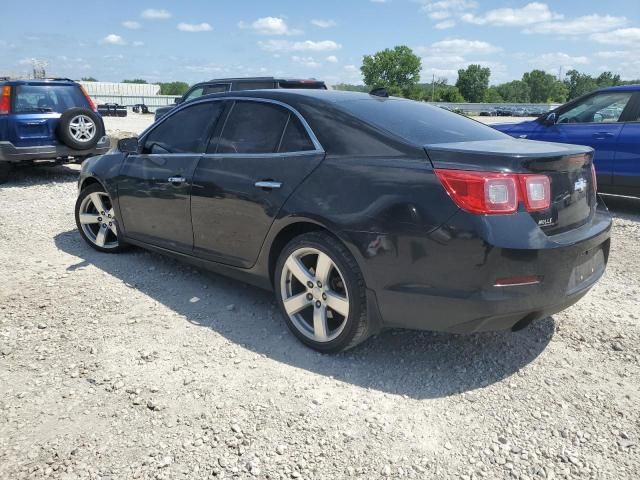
[369,87,389,98]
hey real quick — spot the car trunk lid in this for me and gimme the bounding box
[425,138,596,235]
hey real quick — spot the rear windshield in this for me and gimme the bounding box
[13,84,89,114]
[337,98,508,145]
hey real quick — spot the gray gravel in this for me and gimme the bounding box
[0,162,639,479]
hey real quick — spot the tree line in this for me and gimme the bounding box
[335,45,639,104]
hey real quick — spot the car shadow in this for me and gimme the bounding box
[54,230,554,400]
[1,163,79,187]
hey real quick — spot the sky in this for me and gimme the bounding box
[1,0,639,86]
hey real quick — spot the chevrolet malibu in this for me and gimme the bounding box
[75,90,612,353]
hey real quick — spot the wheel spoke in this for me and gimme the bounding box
[95,226,108,247]
[313,306,329,342]
[326,291,349,317]
[284,293,312,315]
[108,221,118,236]
[89,193,106,214]
[286,256,315,285]
[314,252,333,285]
[79,213,100,224]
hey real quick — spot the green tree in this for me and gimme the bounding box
[440,85,465,103]
[522,70,567,103]
[159,81,190,96]
[484,86,504,103]
[596,71,621,88]
[455,64,490,103]
[564,69,597,100]
[333,83,369,93]
[361,45,421,95]
[81,77,98,82]
[495,80,530,103]
[122,79,148,84]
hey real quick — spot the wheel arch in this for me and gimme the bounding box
[79,175,105,192]
[266,220,351,287]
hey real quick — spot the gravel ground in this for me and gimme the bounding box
[0,119,638,480]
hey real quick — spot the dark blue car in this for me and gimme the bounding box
[0,78,110,183]
[493,85,640,197]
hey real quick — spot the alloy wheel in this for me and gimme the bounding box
[280,247,350,343]
[78,192,119,249]
[69,114,96,143]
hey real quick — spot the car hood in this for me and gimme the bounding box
[491,120,538,134]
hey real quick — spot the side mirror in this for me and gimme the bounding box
[117,137,139,154]
[543,112,557,126]
[174,97,182,104]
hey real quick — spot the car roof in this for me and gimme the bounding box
[201,88,377,104]
[2,78,77,86]
[203,76,324,83]
[596,84,640,93]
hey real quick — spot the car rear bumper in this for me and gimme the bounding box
[0,136,111,163]
[351,203,612,334]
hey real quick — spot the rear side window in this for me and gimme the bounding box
[203,84,230,95]
[232,81,275,91]
[144,101,224,154]
[217,101,289,154]
[278,115,315,152]
[13,85,89,114]
[337,98,508,145]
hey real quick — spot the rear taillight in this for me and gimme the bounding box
[0,86,10,114]
[79,85,97,112]
[435,169,551,215]
[591,164,597,193]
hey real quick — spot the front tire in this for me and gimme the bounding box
[0,162,12,184]
[75,184,128,253]
[275,232,370,353]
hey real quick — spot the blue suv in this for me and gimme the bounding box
[493,85,640,197]
[0,78,110,183]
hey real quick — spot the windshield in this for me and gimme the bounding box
[337,97,508,145]
[13,84,89,114]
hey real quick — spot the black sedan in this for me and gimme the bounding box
[75,90,612,353]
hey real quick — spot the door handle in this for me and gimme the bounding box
[592,132,614,138]
[168,176,186,185]
[255,180,282,190]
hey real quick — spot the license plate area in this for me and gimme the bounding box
[567,248,605,294]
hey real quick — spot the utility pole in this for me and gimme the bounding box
[431,73,435,102]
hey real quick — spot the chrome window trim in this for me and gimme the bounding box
[140,96,324,155]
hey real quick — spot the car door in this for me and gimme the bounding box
[532,91,634,189]
[613,93,640,196]
[117,101,225,252]
[191,99,325,268]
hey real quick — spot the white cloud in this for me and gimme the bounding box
[122,20,141,30]
[595,50,630,59]
[462,2,562,27]
[141,9,171,20]
[344,65,359,72]
[292,56,321,68]
[531,52,590,71]
[132,41,145,47]
[420,0,477,20]
[102,34,126,45]
[526,14,627,35]
[591,27,640,45]
[370,0,389,3]
[239,17,301,35]
[426,38,500,56]
[258,39,341,52]
[177,22,213,32]
[435,20,456,29]
[326,55,339,63]
[18,58,33,65]
[311,19,337,28]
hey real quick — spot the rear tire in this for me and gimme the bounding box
[75,184,129,253]
[275,232,370,353]
[0,162,12,184]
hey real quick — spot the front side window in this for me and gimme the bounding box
[203,84,230,95]
[144,102,224,154]
[558,92,633,124]
[216,101,289,154]
[14,85,89,113]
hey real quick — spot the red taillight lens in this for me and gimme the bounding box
[0,86,11,115]
[591,164,598,193]
[435,169,518,214]
[519,175,550,211]
[79,85,97,112]
[435,169,551,215]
